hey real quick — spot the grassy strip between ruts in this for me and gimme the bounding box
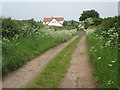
[28,35,82,88]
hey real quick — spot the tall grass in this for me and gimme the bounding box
[2,29,77,76]
[86,34,118,88]
[2,18,77,76]
[85,16,119,88]
[28,35,82,88]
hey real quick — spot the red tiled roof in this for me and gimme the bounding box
[43,18,64,22]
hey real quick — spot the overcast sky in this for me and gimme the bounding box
[2,2,118,21]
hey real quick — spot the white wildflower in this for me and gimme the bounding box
[94,50,97,52]
[100,46,103,48]
[108,64,112,67]
[111,61,115,63]
[98,57,101,60]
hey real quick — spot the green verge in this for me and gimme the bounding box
[86,34,118,88]
[2,33,76,76]
[28,35,82,88]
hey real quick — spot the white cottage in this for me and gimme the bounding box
[43,17,64,27]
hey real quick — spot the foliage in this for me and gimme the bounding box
[63,20,79,29]
[85,16,119,88]
[84,18,94,29]
[73,23,79,28]
[79,10,99,21]
[2,20,77,76]
[93,16,119,42]
[23,18,43,29]
[99,16,119,30]
[70,20,74,25]
[2,18,44,39]
[2,18,19,39]
[29,36,82,88]
[86,34,118,88]
[63,21,67,26]
[92,18,103,26]
[84,18,103,29]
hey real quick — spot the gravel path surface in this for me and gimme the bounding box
[60,35,98,88]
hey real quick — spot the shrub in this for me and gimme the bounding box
[92,18,103,26]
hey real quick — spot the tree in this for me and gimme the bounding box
[84,18,94,28]
[71,20,74,25]
[92,18,103,26]
[73,23,79,28]
[79,10,99,21]
[63,21,67,26]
